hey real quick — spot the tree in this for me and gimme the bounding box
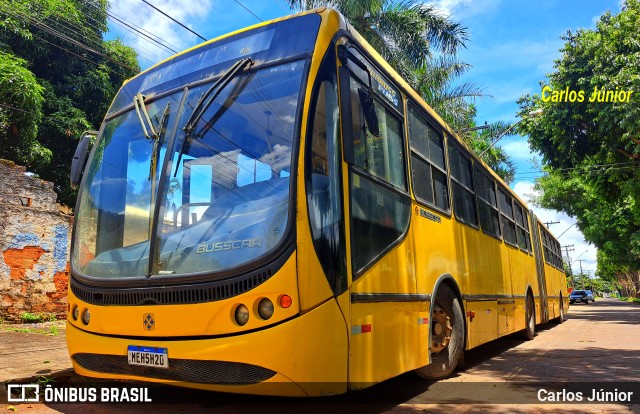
[288,0,468,86]
[518,0,640,290]
[0,52,47,164]
[0,0,139,206]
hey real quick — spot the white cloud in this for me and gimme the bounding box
[428,0,499,19]
[499,138,534,161]
[512,181,598,279]
[109,0,215,67]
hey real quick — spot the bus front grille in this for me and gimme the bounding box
[73,353,276,385]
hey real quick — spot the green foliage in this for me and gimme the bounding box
[519,0,640,287]
[0,51,48,164]
[20,312,44,322]
[289,0,468,86]
[0,0,139,206]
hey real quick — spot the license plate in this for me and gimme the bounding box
[127,345,168,368]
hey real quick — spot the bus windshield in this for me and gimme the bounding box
[72,14,320,280]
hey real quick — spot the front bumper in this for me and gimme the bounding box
[66,298,348,396]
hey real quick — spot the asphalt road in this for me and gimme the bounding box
[6,297,640,413]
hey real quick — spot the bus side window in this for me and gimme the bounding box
[408,105,449,212]
[448,142,478,226]
[474,166,501,238]
[498,188,517,246]
[346,74,410,275]
[306,48,347,294]
[348,77,406,191]
[514,202,531,252]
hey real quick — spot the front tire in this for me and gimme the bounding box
[415,285,464,380]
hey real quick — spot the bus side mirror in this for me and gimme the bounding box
[70,130,97,190]
[358,88,380,137]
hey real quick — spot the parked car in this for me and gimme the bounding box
[570,290,591,304]
[585,290,595,302]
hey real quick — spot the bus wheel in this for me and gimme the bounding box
[415,285,463,380]
[555,295,565,324]
[518,293,535,340]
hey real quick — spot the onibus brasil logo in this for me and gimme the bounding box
[6,384,152,403]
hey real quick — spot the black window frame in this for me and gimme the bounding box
[540,225,563,269]
[497,186,517,247]
[448,140,478,228]
[407,102,450,215]
[473,165,501,240]
[338,42,411,279]
[513,201,532,253]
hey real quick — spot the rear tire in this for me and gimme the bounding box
[518,293,535,340]
[555,295,565,324]
[415,285,464,380]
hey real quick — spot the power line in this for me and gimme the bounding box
[80,0,178,64]
[0,4,138,72]
[234,0,264,22]
[140,0,208,41]
[105,10,178,54]
[33,34,129,78]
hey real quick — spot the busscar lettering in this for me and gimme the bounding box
[196,238,263,254]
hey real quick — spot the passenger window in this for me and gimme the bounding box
[346,74,410,275]
[474,166,501,238]
[408,106,449,211]
[514,202,531,252]
[349,77,406,190]
[497,188,517,246]
[448,143,477,226]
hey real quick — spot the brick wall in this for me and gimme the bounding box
[0,159,72,322]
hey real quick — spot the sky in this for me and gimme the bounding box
[105,0,623,276]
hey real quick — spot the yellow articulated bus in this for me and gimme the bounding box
[67,8,568,397]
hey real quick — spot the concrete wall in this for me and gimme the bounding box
[0,160,72,322]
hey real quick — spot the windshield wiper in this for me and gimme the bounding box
[149,101,171,180]
[134,93,159,140]
[174,58,254,176]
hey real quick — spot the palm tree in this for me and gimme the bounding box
[287,0,468,86]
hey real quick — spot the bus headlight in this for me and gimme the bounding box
[72,304,79,321]
[258,298,274,320]
[235,304,249,326]
[81,308,91,325]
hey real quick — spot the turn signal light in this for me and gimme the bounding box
[280,294,292,309]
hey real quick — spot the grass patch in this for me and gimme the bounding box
[19,312,58,323]
[0,320,65,336]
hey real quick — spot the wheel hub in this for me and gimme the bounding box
[431,306,452,353]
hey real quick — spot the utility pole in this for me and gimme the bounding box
[544,221,560,227]
[562,245,575,288]
[577,259,586,289]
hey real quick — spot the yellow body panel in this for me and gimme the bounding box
[349,300,428,387]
